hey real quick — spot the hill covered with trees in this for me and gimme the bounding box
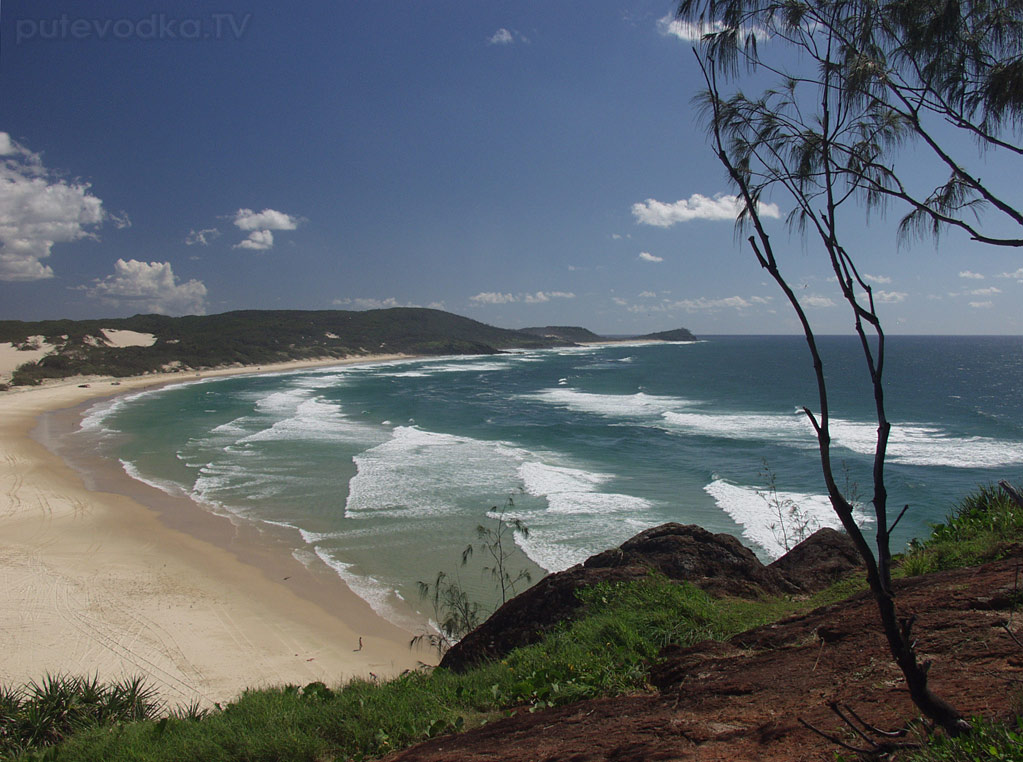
[0,309,569,385]
[0,309,698,386]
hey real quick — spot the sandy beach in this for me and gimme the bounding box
[0,356,425,707]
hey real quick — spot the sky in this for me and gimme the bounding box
[1,0,1021,335]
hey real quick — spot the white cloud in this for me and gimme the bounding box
[749,295,773,304]
[638,251,664,263]
[470,291,517,304]
[185,227,220,246]
[631,193,780,227]
[85,259,207,315]
[803,295,837,308]
[612,296,629,306]
[470,290,574,305]
[332,297,417,310]
[656,14,728,42]
[233,208,299,231]
[656,14,768,43]
[959,270,985,280]
[231,207,300,251]
[235,229,274,250]
[0,132,108,281]
[639,291,657,298]
[970,286,1001,296]
[488,28,514,45]
[999,268,1023,280]
[863,273,892,284]
[969,301,994,309]
[874,290,908,303]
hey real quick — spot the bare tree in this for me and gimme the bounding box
[679,0,993,734]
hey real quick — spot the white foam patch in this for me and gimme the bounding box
[527,389,696,420]
[240,398,385,444]
[312,547,422,631]
[704,479,873,560]
[345,427,526,519]
[660,409,1023,469]
[120,459,185,498]
[512,461,654,571]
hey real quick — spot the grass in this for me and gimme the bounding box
[897,486,1023,577]
[903,717,1023,761]
[6,483,1021,761]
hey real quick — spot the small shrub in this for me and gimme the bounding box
[899,485,1023,576]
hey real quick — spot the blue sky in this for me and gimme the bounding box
[1,0,1020,334]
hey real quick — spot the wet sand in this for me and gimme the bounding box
[0,357,426,707]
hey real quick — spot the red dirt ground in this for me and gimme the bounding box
[382,555,1023,761]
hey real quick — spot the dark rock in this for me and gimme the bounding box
[767,528,863,593]
[441,523,796,672]
[584,523,797,599]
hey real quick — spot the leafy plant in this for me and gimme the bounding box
[899,485,1023,576]
[464,499,532,605]
[757,459,819,553]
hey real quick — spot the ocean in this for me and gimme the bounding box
[74,335,1023,628]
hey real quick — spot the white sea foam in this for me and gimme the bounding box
[345,427,527,519]
[244,398,374,444]
[312,547,422,631]
[119,459,185,498]
[527,388,695,420]
[704,478,874,560]
[660,409,1023,468]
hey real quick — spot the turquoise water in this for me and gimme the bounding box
[77,336,1023,625]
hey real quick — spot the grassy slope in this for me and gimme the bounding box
[3,486,1020,761]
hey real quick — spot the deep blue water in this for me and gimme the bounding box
[77,336,1023,625]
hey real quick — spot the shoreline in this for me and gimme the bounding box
[0,355,427,707]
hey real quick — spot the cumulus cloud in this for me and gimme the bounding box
[863,273,892,284]
[970,286,1001,296]
[969,301,994,309]
[185,227,221,246]
[470,291,517,304]
[235,229,275,251]
[470,290,575,305]
[874,290,908,303]
[85,259,207,315]
[332,296,421,310]
[632,193,780,227]
[959,270,985,280]
[231,207,300,250]
[488,28,514,44]
[233,208,299,231]
[999,268,1023,280]
[638,251,664,263]
[803,295,836,308]
[0,132,109,281]
[656,13,768,43]
[639,291,657,298]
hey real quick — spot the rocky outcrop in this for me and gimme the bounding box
[439,523,863,672]
[767,527,863,592]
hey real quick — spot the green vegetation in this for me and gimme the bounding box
[0,309,575,385]
[3,484,1019,761]
[906,717,1023,762]
[0,674,162,759]
[898,486,1023,577]
[0,577,805,762]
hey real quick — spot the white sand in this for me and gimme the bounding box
[0,356,425,706]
